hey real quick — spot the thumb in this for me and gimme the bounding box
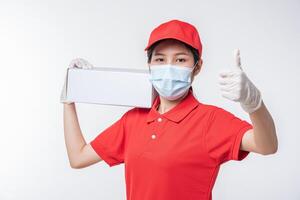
[234,48,243,70]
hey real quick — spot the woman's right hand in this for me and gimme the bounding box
[60,58,94,104]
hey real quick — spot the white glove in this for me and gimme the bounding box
[218,49,262,114]
[60,58,94,104]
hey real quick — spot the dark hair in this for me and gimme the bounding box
[147,39,200,65]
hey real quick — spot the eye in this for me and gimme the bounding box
[155,58,164,62]
[176,58,186,62]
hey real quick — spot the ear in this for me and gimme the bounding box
[193,58,203,76]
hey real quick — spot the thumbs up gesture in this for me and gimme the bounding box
[218,49,262,114]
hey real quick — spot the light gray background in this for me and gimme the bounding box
[0,0,299,199]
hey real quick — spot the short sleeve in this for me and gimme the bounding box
[90,111,128,167]
[204,107,253,165]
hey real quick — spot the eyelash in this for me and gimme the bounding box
[154,58,186,62]
[177,58,186,62]
[155,58,164,62]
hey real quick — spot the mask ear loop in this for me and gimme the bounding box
[191,60,199,72]
[189,60,199,82]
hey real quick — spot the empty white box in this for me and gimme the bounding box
[65,67,158,108]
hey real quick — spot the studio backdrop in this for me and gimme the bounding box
[0,0,299,199]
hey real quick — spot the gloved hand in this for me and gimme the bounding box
[60,58,94,104]
[218,49,262,114]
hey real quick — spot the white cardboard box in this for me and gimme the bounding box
[66,67,158,108]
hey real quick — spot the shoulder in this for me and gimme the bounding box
[121,107,151,121]
[195,102,238,125]
[197,102,230,116]
[124,107,150,116]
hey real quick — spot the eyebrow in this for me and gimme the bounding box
[153,52,190,56]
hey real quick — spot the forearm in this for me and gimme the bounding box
[63,103,87,167]
[249,100,278,154]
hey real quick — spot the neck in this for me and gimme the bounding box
[157,90,190,114]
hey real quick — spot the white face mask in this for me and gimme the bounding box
[148,61,198,100]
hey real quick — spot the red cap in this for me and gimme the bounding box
[144,19,202,59]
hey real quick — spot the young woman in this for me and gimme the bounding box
[60,19,278,200]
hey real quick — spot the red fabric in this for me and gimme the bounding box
[144,19,203,58]
[90,89,253,200]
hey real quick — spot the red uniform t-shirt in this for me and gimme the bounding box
[90,89,253,200]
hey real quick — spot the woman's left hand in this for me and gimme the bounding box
[218,49,262,114]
